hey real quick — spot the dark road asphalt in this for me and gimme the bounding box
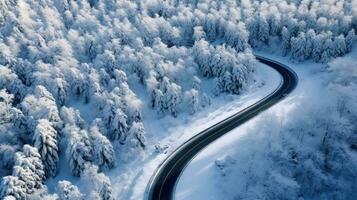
[145,56,298,200]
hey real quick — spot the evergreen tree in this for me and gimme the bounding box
[108,108,129,142]
[12,145,45,195]
[185,89,200,115]
[81,164,115,200]
[334,35,347,56]
[281,27,291,56]
[129,121,146,149]
[57,180,83,200]
[321,38,335,62]
[345,29,356,52]
[66,128,93,177]
[89,126,115,170]
[0,176,26,200]
[291,32,307,61]
[311,34,324,62]
[33,119,59,177]
[258,16,270,44]
[224,21,249,52]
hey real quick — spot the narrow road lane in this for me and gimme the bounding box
[145,56,298,200]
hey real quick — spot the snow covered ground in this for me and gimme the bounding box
[97,61,281,199]
[174,52,329,200]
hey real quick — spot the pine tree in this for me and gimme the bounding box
[268,14,282,36]
[67,128,93,177]
[258,16,269,44]
[33,119,59,177]
[192,39,215,77]
[291,32,307,61]
[334,35,347,56]
[321,38,335,62]
[81,164,115,200]
[3,195,16,200]
[21,85,61,127]
[89,126,115,170]
[224,21,249,52]
[0,176,26,199]
[60,106,85,129]
[193,26,205,41]
[305,29,316,59]
[99,181,115,200]
[12,145,45,194]
[57,180,83,200]
[345,29,355,52]
[0,65,26,104]
[215,72,234,94]
[163,81,182,117]
[311,34,324,62]
[109,108,129,142]
[129,121,146,149]
[185,89,200,115]
[281,27,291,56]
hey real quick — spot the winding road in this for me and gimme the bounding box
[145,56,298,200]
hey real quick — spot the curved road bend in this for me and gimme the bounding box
[145,56,298,200]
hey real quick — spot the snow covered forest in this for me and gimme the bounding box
[0,0,356,199]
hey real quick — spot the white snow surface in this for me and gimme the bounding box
[174,52,325,200]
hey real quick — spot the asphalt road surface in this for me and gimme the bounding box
[145,55,298,200]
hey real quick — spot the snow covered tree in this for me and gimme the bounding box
[57,180,83,200]
[167,83,182,117]
[185,89,200,114]
[0,65,26,104]
[60,106,85,129]
[291,32,308,61]
[89,126,115,170]
[248,15,269,47]
[66,128,93,177]
[311,34,324,62]
[12,145,45,195]
[128,121,146,149]
[215,72,234,94]
[258,16,270,44]
[268,14,282,36]
[99,181,115,200]
[107,108,129,142]
[321,38,335,63]
[0,176,26,200]
[281,27,291,56]
[334,35,347,56]
[224,21,249,52]
[159,77,182,117]
[3,195,16,200]
[0,145,18,175]
[21,85,61,130]
[192,39,214,77]
[0,88,26,136]
[345,29,356,52]
[33,119,59,177]
[81,164,115,200]
[193,26,206,41]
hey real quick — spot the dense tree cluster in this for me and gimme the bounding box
[0,0,356,199]
[240,0,357,62]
